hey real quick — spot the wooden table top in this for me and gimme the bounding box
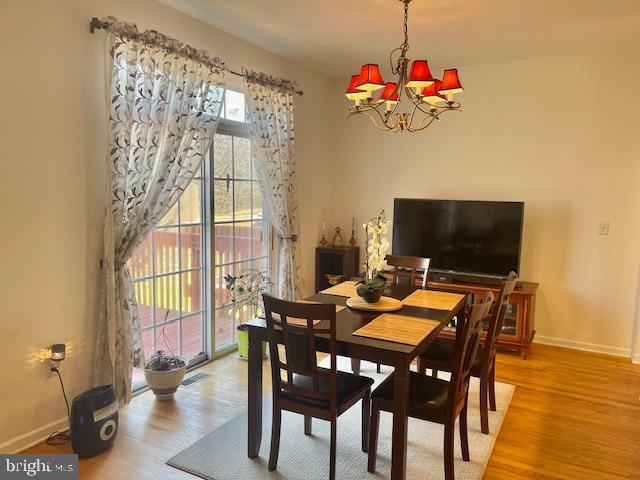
[246,284,468,356]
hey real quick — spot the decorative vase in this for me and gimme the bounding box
[357,284,384,303]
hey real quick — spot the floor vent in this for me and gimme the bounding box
[181,372,211,387]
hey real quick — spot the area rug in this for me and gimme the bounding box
[167,358,515,480]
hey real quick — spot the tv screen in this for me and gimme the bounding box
[392,199,524,277]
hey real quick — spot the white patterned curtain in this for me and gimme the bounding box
[93,18,227,404]
[243,73,302,301]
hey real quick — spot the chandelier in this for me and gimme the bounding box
[344,0,464,133]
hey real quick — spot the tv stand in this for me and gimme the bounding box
[384,268,538,359]
[431,278,537,359]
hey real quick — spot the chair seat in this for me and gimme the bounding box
[420,338,485,371]
[280,369,374,412]
[371,371,450,413]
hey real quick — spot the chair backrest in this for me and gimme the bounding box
[484,271,518,362]
[384,254,431,288]
[448,291,494,416]
[262,294,338,411]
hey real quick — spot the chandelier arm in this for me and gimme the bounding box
[349,102,384,114]
[373,105,400,130]
[389,47,402,76]
[354,99,406,120]
[406,101,424,131]
[407,108,442,132]
[415,102,437,116]
[361,109,396,131]
[383,88,403,118]
[349,105,397,131]
[404,85,421,103]
[408,107,461,132]
[407,115,439,133]
[387,101,401,118]
[427,102,462,111]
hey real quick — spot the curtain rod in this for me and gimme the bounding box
[89,17,303,96]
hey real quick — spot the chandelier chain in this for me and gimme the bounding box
[403,0,409,54]
[391,0,411,75]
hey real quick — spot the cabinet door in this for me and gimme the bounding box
[497,298,523,342]
[476,293,523,343]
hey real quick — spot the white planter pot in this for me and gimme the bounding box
[143,358,187,400]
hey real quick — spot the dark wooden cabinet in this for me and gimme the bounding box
[380,269,538,359]
[430,279,538,359]
[315,246,360,292]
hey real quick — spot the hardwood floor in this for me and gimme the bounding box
[25,344,640,479]
[485,345,640,479]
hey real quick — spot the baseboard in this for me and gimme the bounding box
[632,354,640,365]
[0,416,68,454]
[534,335,631,358]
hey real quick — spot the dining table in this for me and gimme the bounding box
[244,282,469,480]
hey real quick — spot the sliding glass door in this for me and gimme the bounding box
[129,165,207,386]
[211,89,269,351]
[128,87,269,381]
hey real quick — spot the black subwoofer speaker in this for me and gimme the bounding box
[70,385,119,458]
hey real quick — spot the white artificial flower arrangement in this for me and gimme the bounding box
[364,210,392,280]
[357,210,392,302]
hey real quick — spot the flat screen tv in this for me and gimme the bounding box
[392,198,524,278]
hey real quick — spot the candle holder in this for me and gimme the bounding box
[349,229,357,246]
[319,233,328,247]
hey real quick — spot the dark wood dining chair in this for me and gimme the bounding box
[367,292,494,480]
[262,294,374,480]
[352,254,432,376]
[417,271,518,434]
[385,254,431,288]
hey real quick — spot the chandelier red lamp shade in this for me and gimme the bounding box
[358,64,386,93]
[345,75,369,105]
[405,60,434,92]
[343,0,464,133]
[380,82,399,101]
[421,79,447,104]
[439,68,464,98]
[379,82,399,111]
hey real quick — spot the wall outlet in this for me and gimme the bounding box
[598,221,610,235]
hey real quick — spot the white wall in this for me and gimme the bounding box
[0,0,334,451]
[330,53,640,356]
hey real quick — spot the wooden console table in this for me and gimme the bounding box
[379,268,538,359]
[429,279,538,359]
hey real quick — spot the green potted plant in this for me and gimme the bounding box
[225,269,272,359]
[357,210,392,303]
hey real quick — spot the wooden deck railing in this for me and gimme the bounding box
[129,222,265,319]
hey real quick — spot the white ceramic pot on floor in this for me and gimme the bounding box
[144,358,187,400]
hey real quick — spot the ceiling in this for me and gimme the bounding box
[160,0,640,79]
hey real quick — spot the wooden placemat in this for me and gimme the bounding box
[401,289,465,311]
[346,296,403,312]
[320,281,359,298]
[353,313,441,346]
